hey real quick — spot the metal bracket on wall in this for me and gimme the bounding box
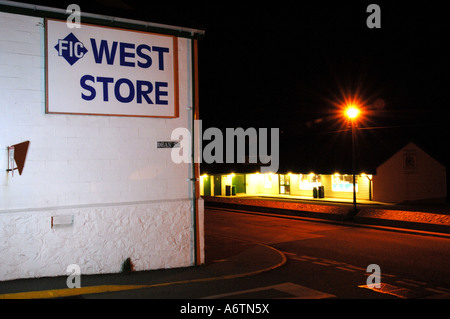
[6,141,30,177]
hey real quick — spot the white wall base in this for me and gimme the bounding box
[0,199,196,281]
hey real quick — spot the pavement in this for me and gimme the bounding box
[1,194,449,299]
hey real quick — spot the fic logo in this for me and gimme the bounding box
[54,32,88,66]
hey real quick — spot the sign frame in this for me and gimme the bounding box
[45,18,179,118]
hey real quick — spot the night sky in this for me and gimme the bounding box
[11,1,450,173]
[195,2,450,167]
[199,2,450,174]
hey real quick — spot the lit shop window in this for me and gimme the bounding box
[264,174,274,188]
[332,174,358,192]
[299,174,322,190]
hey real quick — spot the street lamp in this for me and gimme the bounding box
[345,106,360,119]
[345,105,360,215]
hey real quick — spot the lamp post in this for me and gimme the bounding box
[345,106,359,215]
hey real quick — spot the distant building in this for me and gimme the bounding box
[373,142,447,203]
[202,142,447,203]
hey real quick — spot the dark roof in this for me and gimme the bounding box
[200,129,448,176]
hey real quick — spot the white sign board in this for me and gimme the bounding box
[46,19,179,117]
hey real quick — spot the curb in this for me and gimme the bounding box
[353,215,450,235]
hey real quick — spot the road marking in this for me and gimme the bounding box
[363,272,396,278]
[395,280,420,288]
[359,283,414,299]
[342,264,366,271]
[291,255,374,274]
[279,251,297,256]
[425,287,449,294]
[320,258,344,265]
[336,267,356,272]
[299,255,318,260]
[403,279,427,286]
[202,282,336,299]
[0,285,147,299]
[291,257,311,262]
[312,261,332,267]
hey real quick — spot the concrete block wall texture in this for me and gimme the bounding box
[0,11,203,281]
[0,200,193,280]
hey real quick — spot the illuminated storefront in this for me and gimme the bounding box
[332,174,357,192]
[201,172,372,201]
[201,143,447,203]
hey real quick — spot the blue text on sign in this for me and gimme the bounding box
[80,75,168,104]
[90,39,170,70]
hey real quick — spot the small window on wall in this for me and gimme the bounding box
[299,174,322,190]
[332,175,358,192]
[403,150,417,174]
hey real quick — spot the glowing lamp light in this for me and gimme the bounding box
[345,106,360,119]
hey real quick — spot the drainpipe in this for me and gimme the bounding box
[190,37,200,266]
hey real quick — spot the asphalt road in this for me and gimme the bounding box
[203,207,450,299]
[81,206,450,302]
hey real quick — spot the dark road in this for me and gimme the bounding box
[69,206,450,300]
[205,207,450,299]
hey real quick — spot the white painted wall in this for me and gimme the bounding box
[373,143,447,203]
[0,11,203,281]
